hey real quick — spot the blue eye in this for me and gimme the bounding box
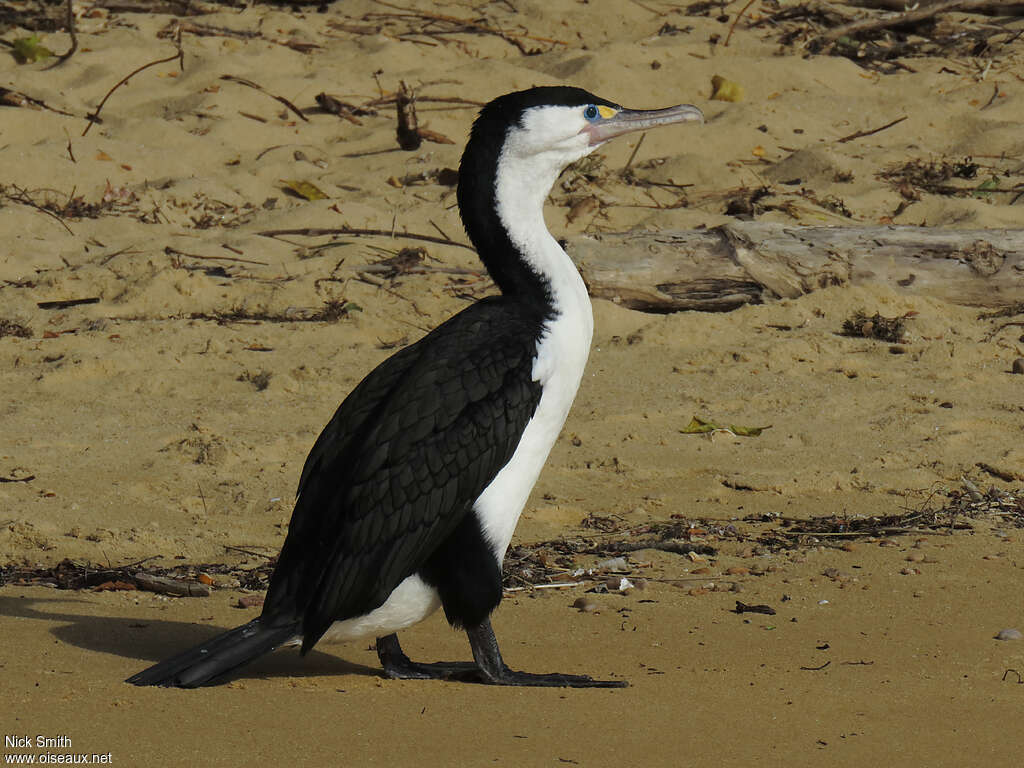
[583,105,599,121]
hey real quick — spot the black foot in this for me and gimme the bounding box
[375,634,476,680]
[466,621,627,688]
[479,668,628,688]
[375,628,627,688]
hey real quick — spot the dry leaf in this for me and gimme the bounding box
[281,180,329,201]
[711,75,744,102]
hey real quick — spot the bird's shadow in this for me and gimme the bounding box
[0,592,380,684]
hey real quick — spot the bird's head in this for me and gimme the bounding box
[467,86,704,174]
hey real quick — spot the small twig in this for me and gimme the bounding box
[503,581,587,593]
[258,226,475,251]
[43,0,78,70]
[395,80,421,150]
[1,87,77,118]
[799,660,832,671]
[733,601,776,615]
[623,132,645,171]
[83,27,184,136]
[837,115,907,143]
[164,246,270,266]
[3,185,75,235]
[220,75,309,123]
[980,83,1001,110]
[725,0,759,47]
[223,544,276,559]
[37,297,100,310]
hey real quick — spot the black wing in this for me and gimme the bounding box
[261,298,546,650]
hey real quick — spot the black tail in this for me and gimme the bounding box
[126,619,299,688]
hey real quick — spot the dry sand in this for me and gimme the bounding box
[2,1,1023,766]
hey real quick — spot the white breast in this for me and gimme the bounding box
[473,136,595,560]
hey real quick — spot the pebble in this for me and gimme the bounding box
[726,566,749,576]
[596,557,629,572]
[900,567,921,576]
[905,552,925,563]
[1012,359,1024,375]
[823,567,854,582]
[995,628,1023,641]
[572,596,597,613]
[841,542,857,552]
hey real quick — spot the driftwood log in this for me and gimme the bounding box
[566,223,1024,312]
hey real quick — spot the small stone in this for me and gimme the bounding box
[900,567,920,575]
[236,594,264,609]
[596,556,629,572]
[823,567,853,582]
[888,345,906,355]
[906,552,925,563]
[1012,359,1024,375]
[688,587,708,596]
[572,596,597,613]
[197,572,215,586]
[726,566,749,576]
[841,542,857,552]
[995,628,1023,641]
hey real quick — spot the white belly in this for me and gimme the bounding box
[316,574,441,643]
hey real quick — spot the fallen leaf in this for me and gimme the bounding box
[973,176,999,199]
[13,36,53,64]
[710,75,743,102]
[681,415,771,437]
[281,180,329,201]
[417,128,455,145]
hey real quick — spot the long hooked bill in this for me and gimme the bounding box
[583,104,704,146]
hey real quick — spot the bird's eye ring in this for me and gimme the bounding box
[583,105,599,121]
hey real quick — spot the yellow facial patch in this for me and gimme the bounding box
[596,105,618,119]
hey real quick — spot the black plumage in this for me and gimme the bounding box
[269,301,546,652]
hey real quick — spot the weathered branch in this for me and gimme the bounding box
[567,224,1024,312]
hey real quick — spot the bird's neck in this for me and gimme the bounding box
[458,143,587,321]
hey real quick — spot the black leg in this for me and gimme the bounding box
[465,619,628,688]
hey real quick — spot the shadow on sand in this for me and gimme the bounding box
[0,592,380,684]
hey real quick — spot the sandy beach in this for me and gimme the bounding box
[2,1,1023,765]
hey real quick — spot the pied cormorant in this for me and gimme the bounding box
[127,86,702,688]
